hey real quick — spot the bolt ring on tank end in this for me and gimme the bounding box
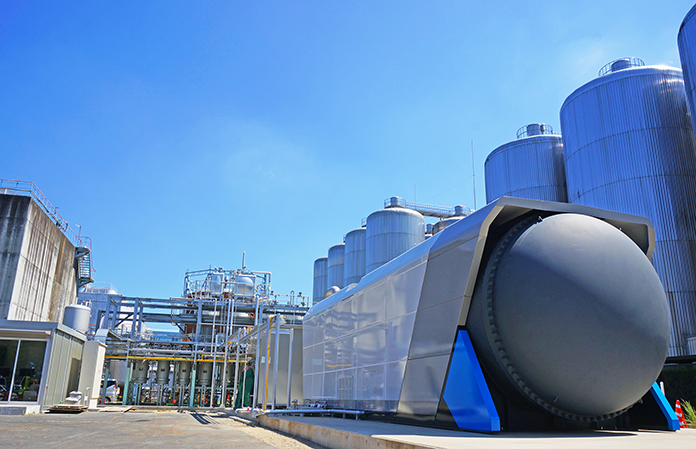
[476,214,667,422]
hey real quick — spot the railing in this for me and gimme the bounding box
[383,196,472,218]
[598,57,645,77]
[516,123,561,139]
[0,178,92,250]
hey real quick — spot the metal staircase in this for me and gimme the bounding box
[75,247,94,288]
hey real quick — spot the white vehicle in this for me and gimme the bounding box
[101,379,119,403]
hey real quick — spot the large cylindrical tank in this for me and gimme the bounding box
[156,360,170,384]
[343,227,366,285]
[365,205,424,273]
[132,360,149,383]
[312,257,328,305]
[467,213,670,421]
[62,304,91,334]
[197,361,213,385]
[679,4,696,132]
[484,123,566,203]
[560,58,696,356]
[327,244,345,289]
[177,361,192,384]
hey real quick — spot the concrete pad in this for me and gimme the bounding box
[259,415,696,449]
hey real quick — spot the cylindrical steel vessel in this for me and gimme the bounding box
[560,59,696,356]
[197,361,213,385]
[312,257,328,305]
[132,360,149,383]
[62,304,91,334]
[177,361,191,384]
[156,360,170,384]
[679,5,696,132]
[484,123,566,203]
[327,244,345,289]
[344,227,366,285]
[432,217,462,235]
[365,206,424,273]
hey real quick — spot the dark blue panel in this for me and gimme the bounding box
[442,330,500,432]
[649,382,680,431]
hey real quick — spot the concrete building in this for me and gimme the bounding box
[0,189,91,322]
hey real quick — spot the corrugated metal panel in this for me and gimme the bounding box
[312,257,328,304]
[365,207,424,274]
[344,228,366,285]
[560,63,696,356]
[679,4,696,131]
[484,129,566,203]
[327,244,345,290]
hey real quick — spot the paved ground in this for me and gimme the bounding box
[262,415,696,449]
[0,409,324,449]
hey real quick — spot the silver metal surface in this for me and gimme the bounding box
[177,361,191,383]
[156,360,170,384]
[62,304,91,334]
[365,207,424,274]
[485,123,566,203]
[344,228,366,286]
[327,244,345,289]
[133,360,149,383]
[431,217,461,235]
[679,5,696,138]
[312,257,328,305]
[197,361,213,385]
[560,62,696,356]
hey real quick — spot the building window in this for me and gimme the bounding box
[0,339,47,402]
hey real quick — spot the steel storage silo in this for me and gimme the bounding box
[366,204,424,274]
[560,58,696,356]
[344,227,366,285]
[312,257,328,304]
[484,123,566,203]
[327,244,345,289]
[679,4,696,131]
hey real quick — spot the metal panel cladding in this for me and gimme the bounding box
[327,244,345,289]
[344,227,366,285]
[484,123,567,203]
[679,4,696,132]
[366,207,424,274]
[560,60,696,356]
[313,257,328,304]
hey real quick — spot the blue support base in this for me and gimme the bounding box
[442,330,500,432]
[649,382,680,431]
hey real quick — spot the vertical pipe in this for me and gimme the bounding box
[253,304,262,408]
[263,316,272,410]
[272,316,280,410]
[189,366,197,408]
[287,328,294,408]
[122,362,132,406]
[233,340,240,407]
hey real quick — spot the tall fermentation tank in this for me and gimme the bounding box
[344,227,366,285]
[366,201,424,273]
[679,4,696,132]
[312,257,328,304]
[133,360,149,383]
[560,57,696,356]
[157,360,170,384]
[177,361,192,384]
[327,244,345,289]
[197,361,213,385]
[484,123,566,203]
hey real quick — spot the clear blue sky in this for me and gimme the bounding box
[2,1,693,301]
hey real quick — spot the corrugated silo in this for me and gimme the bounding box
[327,244,345,289]
[560,57,696,356]
[312,257,328,304]
[679,4,696,131]
[366,202,424,274]
[344,227,366,285]
[484,123,566,203]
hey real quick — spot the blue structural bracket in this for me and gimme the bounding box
[442,330,500,432]
[649,382,680,431]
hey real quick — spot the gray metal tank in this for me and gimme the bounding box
[156,360,170,384]
[327,243,345,289]
[312,257,328,305]
[62,304,91,334]
[365,204,424,273]
[432,217,462,235]
[560,58,696,356]
[679,5,696,135]
[344,227,366,285]
[197,361,213,385]
[467,213,670,420]
[132,360,149,383]
[484,123,566,203]
[177,361,191,384]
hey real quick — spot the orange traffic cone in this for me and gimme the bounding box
[675,400,688,429]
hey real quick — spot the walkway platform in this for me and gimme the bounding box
[258,414,696,449]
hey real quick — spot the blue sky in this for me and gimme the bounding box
[2,1,694,301]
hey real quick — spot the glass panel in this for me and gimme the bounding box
[14,341,47,402]
[0,340,19,401]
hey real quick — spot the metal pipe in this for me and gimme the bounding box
[287,328,294,408]
[263,316,272,410]
[272,314,280,410]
